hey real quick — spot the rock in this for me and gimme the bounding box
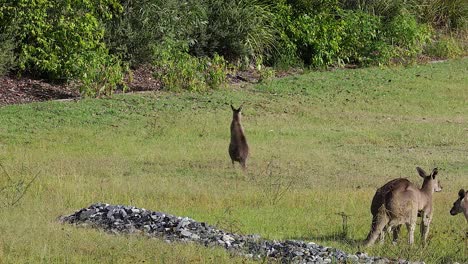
[347,254,359,263]
[79,209,96,220]
[60,203,416,264]
[222,234,234,242]
[180,230,193,237]
[177,217,191,230]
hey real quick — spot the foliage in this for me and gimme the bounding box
[290,12,344,67]
[0,0,466,92]
[190,0,277,64]
[152,40,228,91]
[341,0,468,30]
[104,0,207,67]
[267,0,302,69]
[0,0,126,96]
[338,10,383,65]
[105,0,277,68]
[0,29,16,76]
[0,0,122,80]
[383,12,432,61]
[71,49,128,97]
[424,35,464,58]
[406,0,467,30]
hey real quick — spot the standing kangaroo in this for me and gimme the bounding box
[229,104,249,169]
[364,167,442,247]
[450,189,468,223]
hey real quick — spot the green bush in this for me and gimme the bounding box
[71,49,128,97]
[0,29,16,76]
[0,0,122,80]
[290,12,345,67]
[0,0,126,96]
[104,0,206,67]
[152,40,227,91]
[339,10,383,64]
[267,0,302,69]
[383,12,432,61]
[424,36,464,58]
[190,0,276,64]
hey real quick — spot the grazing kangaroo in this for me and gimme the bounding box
[364,167,442,247]
[450,189,468,223]
[228,104,249,169]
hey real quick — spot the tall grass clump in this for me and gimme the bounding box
[190,0,277,67]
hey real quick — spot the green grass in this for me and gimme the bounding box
[0,59,467,263]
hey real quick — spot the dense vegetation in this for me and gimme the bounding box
[0,0,467,95]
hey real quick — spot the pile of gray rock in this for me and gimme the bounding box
[60,203,420,264]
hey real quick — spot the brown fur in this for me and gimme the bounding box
[364,167,442,247]
[228,104,249,169]
[450,189,468,223]
[370,179,403,244]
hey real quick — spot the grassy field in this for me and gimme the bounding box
[0,59,467,263]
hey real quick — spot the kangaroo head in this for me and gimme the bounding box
[417,167,442,193]
[450,189,467,216]
[231,104,243,120]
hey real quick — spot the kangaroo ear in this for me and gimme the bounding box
[231,104,235,111]
[416,167,427,178]
[459,189,466,198]
[430,167,438,178]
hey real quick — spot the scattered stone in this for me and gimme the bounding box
[347,254,359,263]
[60,203,420,263]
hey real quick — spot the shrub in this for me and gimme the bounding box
[152,40,228,91]
[0,0,122,80]
[267,0,302,69]
[190,0,276,64]
[339,10,383,64]
[290,12,345,67]
[0,0,126,96]
[424,36,464,58]
[383,12,432,61]
[0,29,16,76]
[71,49,128,97]
[104,0,206,67]
[340,0,405,20]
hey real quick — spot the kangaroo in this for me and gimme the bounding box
[364,167,442,247]
[369,178,403,244]
[450,189,468,223]
[228,104,249,169]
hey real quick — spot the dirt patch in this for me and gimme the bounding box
[0,75,80,106]
[0,66,164,107]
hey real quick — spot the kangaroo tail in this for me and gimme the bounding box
[363,206,389,247]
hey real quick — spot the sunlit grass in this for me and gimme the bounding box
[0,59,467,263]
